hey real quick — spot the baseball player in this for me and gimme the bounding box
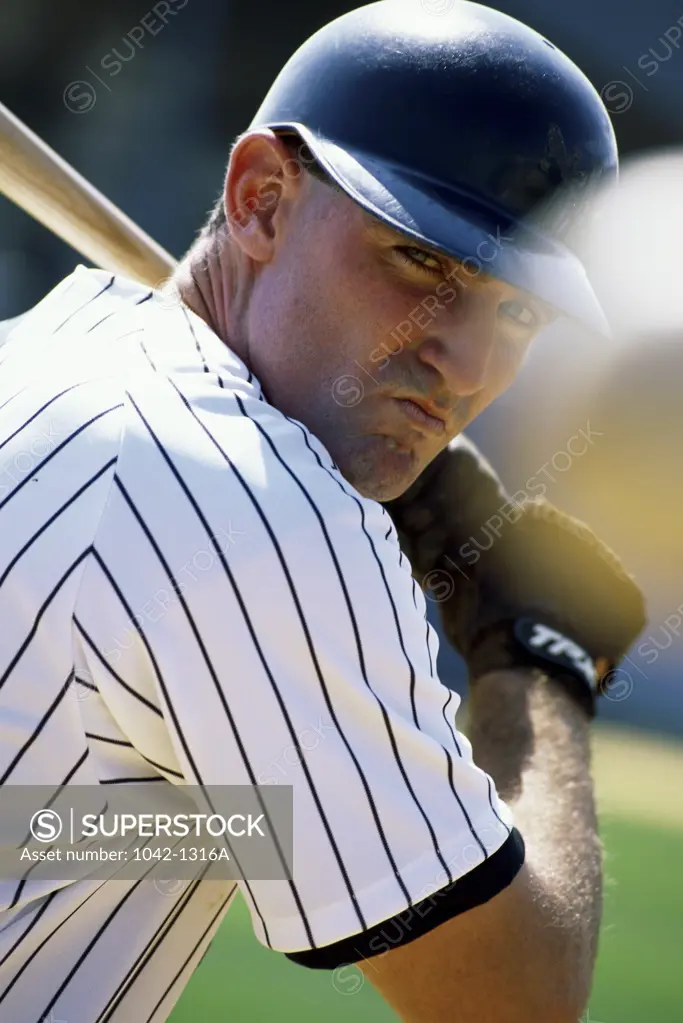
[0,3,645,1021]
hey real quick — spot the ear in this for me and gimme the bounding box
[223,130,305,264]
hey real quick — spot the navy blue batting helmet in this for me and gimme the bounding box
[249,0,617,334]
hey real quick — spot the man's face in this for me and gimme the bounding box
[235,146,555,501]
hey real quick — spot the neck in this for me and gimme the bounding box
[173,233,250,366]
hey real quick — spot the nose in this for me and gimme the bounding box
[415,292,499,398]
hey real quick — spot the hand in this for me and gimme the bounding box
[383,435,647,714]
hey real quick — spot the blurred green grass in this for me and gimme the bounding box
[169,729,683,1023]
[589,817,682,1022]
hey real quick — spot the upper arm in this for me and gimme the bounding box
[356,862,580,1023]
[72,379,521,959]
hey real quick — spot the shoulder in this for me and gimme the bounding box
[117,370,403,563]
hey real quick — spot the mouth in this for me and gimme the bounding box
[394,396,447,436]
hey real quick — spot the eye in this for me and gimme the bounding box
[499,299,539,329]
[394,246,444,275]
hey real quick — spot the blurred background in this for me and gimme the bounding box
[1,0,681,1020]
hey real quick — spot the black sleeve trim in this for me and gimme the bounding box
[284,826,525,971]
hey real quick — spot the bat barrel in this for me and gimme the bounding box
[0,102,176,287]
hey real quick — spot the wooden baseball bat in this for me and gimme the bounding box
[0,101,176,286]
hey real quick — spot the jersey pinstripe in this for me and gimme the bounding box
[0,266,515,1022]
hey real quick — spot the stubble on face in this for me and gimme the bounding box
[245,186,453,500]
[242,158,546,502]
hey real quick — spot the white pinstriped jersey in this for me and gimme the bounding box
[0,266,516,1022]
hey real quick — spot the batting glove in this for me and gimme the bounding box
[383,435,647,716]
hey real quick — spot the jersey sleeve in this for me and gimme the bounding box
[72,376,523,960]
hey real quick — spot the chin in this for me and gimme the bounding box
[338,438,423,502]
[353,477,410,502]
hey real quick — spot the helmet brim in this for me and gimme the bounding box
[277,123,611,338]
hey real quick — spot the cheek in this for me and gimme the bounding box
[465,339,529,422]
[491,335,530,388]
[246,252,372,412]
[328,228,428,331]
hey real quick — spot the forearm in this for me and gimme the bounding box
[467,668,602,1005]
[385,433,643,1016]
